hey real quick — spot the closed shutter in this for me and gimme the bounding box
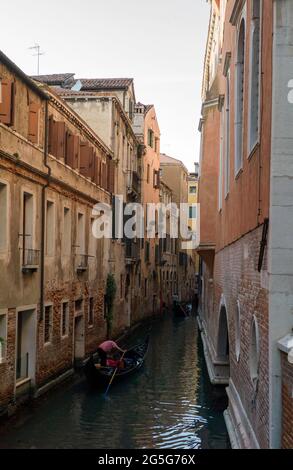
[0,80,13,125]
[95,153,101,186]
[109,158,115,193]
[56,121,65,159]
[80,142,94,179]
[65,131,74,167]
[28,102,39,143]
[48,116,58,156]
[73,135,80,169]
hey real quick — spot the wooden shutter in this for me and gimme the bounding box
[48,116,58,156]
[95,153,101,186]
[0,80,13,125]
[73,135,80,169]
[28,102,39,143]
[80,142,94,179]
[109,158,115,193]
[66,133,80,169]
[56,121,65,159]
[65,131,74,167]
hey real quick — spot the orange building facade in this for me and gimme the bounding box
[198,0,293,449]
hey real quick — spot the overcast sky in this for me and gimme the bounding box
[1,0,210,171]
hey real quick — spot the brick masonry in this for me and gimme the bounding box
[201,224,269,448]
[281,352,293,448]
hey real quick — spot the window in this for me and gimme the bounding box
[189,206,197,219]
[61,302,69,337]
[44,305,53,344]
[62,207,71,255]
[0,79,13,126]
[89,218,96,258]
[0,182,8,251]
[22,192,35,265]
[219,106,224,210]
[147,164,150,184]
[28,102,39,144]
[235,301,241,362]
[147,129,154,148]
[46,201,55,256]
[144,278,148,297]
[225,69,231,195]
[250,316,260,387]
[235,18,246,175]
[155,138,159,153]
[77,212,85,254]
[248,0,261,152]
[189,186,197,194]
[88,297,94,327]
[0,312,7,363]
[75,299,83,315]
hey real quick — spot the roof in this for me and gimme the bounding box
[136,102,154,115]
[53,87,99,98]
[0,50,48,99]
[160,153,189,174]
[79,78,133,91]
[160,153,184,165]
[30,73,75,87]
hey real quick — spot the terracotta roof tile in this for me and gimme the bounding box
[30,73,75,86]
[79,78,133,90]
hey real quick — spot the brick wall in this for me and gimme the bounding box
[201,224,269,448]
[281,352,293,448]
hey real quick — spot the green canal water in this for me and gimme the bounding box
[0,314,230,449]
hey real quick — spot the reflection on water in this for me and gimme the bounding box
[0,314,230,449]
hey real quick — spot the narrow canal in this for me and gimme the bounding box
[0,314,230,449]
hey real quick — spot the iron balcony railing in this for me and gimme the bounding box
[22,248,40,271]
[76,254,90,272]
[132,171,140,195]
[125,240,139,261]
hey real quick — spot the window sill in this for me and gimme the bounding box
[247,142,259,161]
[235,167,243,180]
[0,357,6,365]
[61,334,69,340]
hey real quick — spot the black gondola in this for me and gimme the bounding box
[84,335,150,388]
[173,300,189,317]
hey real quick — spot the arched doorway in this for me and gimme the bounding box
[217,304,230,362]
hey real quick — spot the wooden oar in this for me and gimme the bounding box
[104,350,127,397]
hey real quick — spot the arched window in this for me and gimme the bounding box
[235,18,246,174]
[225,68,231,195]
[248,0,261,152]
[250,316,260,387]
[217,305,230,360]
[235,301,241,362]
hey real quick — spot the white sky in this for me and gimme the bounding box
[1,0,210,172]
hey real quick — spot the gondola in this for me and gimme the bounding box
[84,335,150,388]
[173,301,190,318]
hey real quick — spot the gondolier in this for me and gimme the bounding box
[84,336,150,389]
[97,340,125,366]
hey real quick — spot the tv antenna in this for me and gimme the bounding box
[29,43,45,75]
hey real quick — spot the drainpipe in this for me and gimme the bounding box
[40,99,51,321]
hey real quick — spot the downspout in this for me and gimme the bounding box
[40,99,51,321]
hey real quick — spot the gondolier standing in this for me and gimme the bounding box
[97,340,125,366]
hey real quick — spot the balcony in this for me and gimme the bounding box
[76,254,89,273]
[22,248,40,273]
[127,171,141,200]
[125,240,139,264]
